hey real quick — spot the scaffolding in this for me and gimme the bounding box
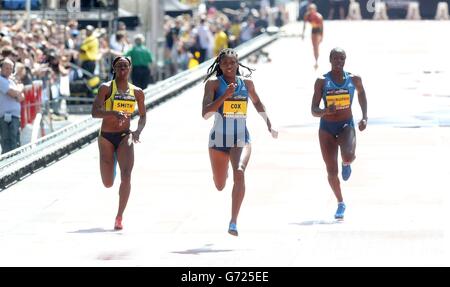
[0,1,118,31]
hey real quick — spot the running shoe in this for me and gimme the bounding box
[342,163,352,181]
[114,216,123,230]
[334,202,346,220]
[228,222,238,236]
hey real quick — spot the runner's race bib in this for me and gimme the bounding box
[113,93,136,114]
[223,100,247,118]
[326,94,350,110]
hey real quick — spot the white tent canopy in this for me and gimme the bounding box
[164,0,193,16]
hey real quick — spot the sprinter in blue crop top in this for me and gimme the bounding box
[202,48,277,236]
[311,48,368,220]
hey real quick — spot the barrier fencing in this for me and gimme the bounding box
[0,32,279,190]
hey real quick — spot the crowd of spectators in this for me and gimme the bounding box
[0,1,289,154]
[161,2,288,77]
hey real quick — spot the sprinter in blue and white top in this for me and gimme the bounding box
[202,48,277,236]
[311,48,368,220]
[209,75,250,151]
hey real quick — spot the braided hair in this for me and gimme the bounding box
[203,48,255,82]
[111,56,132,79]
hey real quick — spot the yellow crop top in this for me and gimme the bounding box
[104,80,137,114]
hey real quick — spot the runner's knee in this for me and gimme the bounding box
[342,153,355,164]
[326,168,338,178]
[102,178,114,188]
[120,169,132,183]
[213,176,226,191]
[233,169,245,185]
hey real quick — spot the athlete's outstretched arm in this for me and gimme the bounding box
[311,77,335,117]
[202,79,235,119]
[353,75,368,131]
[246,79,274,134]
[132,88,147,143]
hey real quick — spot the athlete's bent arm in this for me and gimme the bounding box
[202,80,235,119]
[132,88,147,143]
[311,78,335,117]
[353,75,368,130]
[246,79,273,133]
[91,84,127,121]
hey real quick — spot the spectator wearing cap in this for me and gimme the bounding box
[66,29,79,49]
[124,34,153,90]
[65,28,81,68]
[79,25,99,78]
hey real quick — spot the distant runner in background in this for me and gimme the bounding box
[301,4,324,69]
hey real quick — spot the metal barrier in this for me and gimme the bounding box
[20,81,43,130]
[0,32,279,189]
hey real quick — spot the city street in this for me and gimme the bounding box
[0,20,449,266]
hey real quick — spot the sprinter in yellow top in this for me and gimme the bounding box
[91,56,147,230]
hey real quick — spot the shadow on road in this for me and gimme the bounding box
[290,220,343,226]
[68,228,118,233]
[171,244,234,255]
